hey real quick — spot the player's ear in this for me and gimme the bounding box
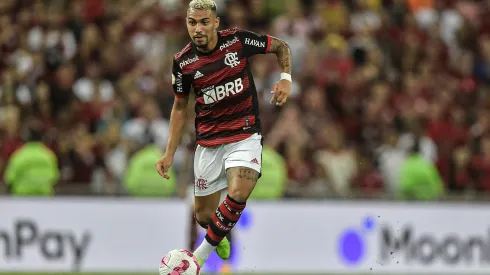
[214,16,220,29]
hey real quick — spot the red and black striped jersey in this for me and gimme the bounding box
[171,28,271,147]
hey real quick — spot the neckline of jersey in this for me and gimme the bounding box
[192,32,222,56]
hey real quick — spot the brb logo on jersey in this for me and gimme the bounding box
[224,52,240,68]
[337,216,375,266]
[202,78,244,104]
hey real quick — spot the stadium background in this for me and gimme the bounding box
[1,0,490,274]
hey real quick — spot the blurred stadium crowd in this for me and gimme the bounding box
[1,0,490,199]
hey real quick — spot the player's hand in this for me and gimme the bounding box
[156,154,173,180]
[270,79,291,106]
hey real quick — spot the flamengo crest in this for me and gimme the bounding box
[224,52,240,68]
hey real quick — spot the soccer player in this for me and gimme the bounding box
[156,0,292,267]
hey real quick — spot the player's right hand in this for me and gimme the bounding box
[270,79,291,106]
[156,154,173,180]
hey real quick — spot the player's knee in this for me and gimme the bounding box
[226,167,258,202]
[227,188,250,203]
[194,209,213,229]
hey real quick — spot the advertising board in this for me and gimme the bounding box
[204,202,490,274]
[0,198,189,272]
[1,198,488,274]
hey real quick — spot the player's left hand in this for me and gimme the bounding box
[270,79,291,106]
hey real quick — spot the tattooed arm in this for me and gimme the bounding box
[237,30,292,106]
[267,37,292,106]
[268,37,292,75]
[237,29,292,73]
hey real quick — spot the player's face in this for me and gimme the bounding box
[186,8,219,50]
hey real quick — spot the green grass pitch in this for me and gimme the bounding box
[2,274,351,275]
[0,274,437,275]
[0,274,391,275]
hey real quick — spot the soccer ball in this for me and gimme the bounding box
[159,249,201,275]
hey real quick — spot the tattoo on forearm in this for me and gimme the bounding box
[269,37,292,74]
[227,167,259,182]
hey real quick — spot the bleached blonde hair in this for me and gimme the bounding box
[188,0,217,13]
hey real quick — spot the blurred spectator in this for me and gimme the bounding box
[73,61,115,103]
[398,138,444,200]
[314,125,358,197]
[398,119,438,163]
[0,106,24,168]
[57,123,113,194]
[376,129,406,196]
[349,0,382,34]
[3,127,59,196]
[124,141,176,197]
[353,152,384,198]
[447,144,472,193]
[122,98,170,152]
[471,135,490,192]
[249,145,288,199]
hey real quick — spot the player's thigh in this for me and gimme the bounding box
[224,133,263,201]
[193,144,227,221]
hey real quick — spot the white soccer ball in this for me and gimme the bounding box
[159,249,201,275]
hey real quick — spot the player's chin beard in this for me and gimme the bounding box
[195,41,209,51]
[196,43,208,49]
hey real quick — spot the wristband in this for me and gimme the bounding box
[280,72,292,83]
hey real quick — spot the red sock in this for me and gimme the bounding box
[205,195,246,246]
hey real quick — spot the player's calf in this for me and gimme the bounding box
[194,190,222,228]
[194,167,258,265]
[194,210,213,229]
[189,209,199,250]
[193,209,231,260]
[206,167,257,246]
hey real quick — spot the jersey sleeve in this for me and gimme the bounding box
[172,59,191,98]
[237,30,272,57]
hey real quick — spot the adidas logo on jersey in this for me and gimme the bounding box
[202,78,244,104]
[194,71,204,79]
[251,158,259,165]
